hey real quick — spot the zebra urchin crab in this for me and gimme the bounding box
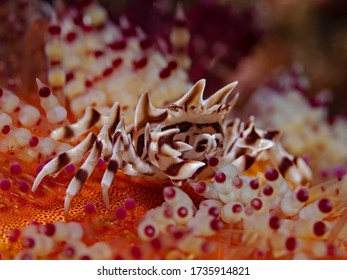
[31,79,311,218]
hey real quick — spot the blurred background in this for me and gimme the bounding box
[1,0,347,115]
[100,0,347,115]
[1,0,347,180]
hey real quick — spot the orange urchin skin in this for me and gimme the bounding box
[2,150,347,260]
[0,149,254,255]
[0,154,162,254]
[0,148,207,259]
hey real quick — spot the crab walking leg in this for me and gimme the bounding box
[97,124,113,162]
[101,132,124,208]
[32,133,97,192]
[101,129,156,207]
[51,107,101,140]
[105,102,121,135]
[231,150,258,173]
[100,118,128,207]
[64,140,103,218]
[115,117,153,174]
[268,143,312,183]
[97,103,121,162]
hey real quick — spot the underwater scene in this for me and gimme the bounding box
[1,0,347,260]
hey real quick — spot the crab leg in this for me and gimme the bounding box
[50,107,101,140]
[268,143,312,184]
[101,132,124,208]
[231,150,258,173]
[32,133,97,192]
[106,102,121,135]
[97,102,121,162]
[64,140,103,218]
[122,133,153,174]
[97,124,113,162]
[118,118,153,174]
[101,127,155,208]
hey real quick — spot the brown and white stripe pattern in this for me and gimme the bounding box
[32,132,97,192]
[51,107,101,140]
[32,79,312,218]
[64,140,103,218]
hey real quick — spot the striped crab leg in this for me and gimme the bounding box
[50,102,121,142]
[64,140,103,218]
[50,107,101,140]
[31,132,97,192]
[101,131,124,208]
[101,119,154,208]
[96,103,122,162]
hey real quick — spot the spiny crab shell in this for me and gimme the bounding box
[133,78,241,182]
[32,78,312,218]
